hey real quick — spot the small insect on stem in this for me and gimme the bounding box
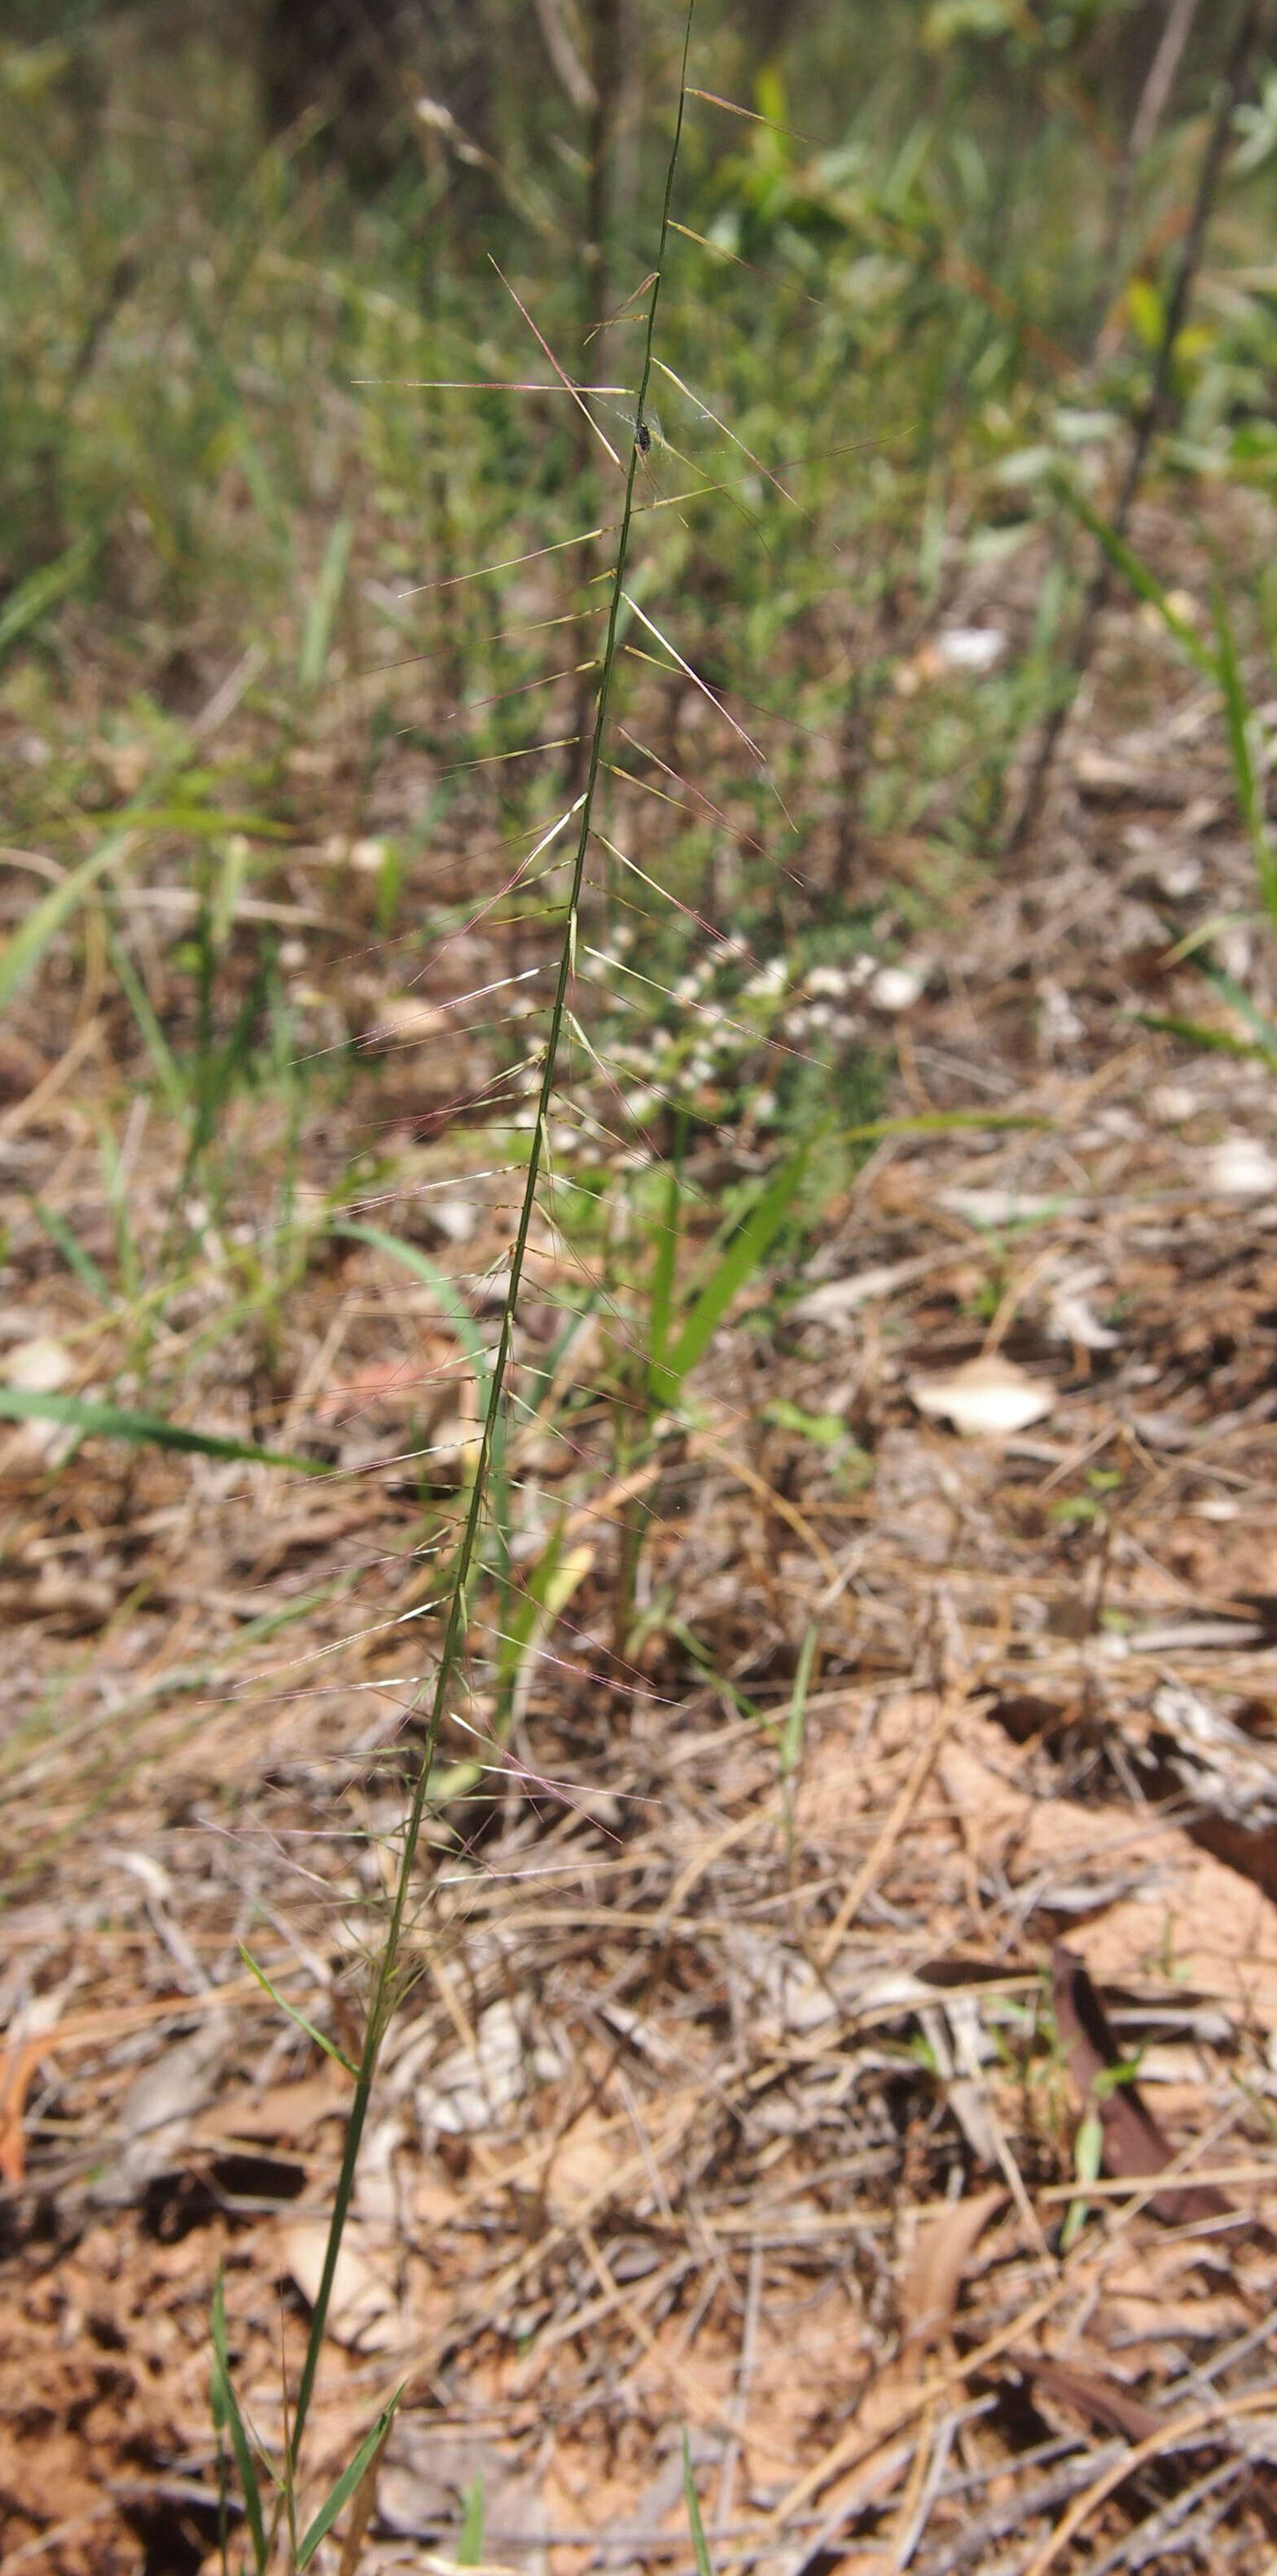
[635,421,651,456]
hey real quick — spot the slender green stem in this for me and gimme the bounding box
[287,1,698,2468]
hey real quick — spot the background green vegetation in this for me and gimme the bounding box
[8,2,1277,858]
[7,1,1277,1185]
[6,0,1277,1763]
[8,1,1277,2552]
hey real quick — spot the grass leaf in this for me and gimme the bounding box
[682,2431,715,2576]
[108,934,190,1121]
[1211,584,1277,928]
[0,829,134,1019]
[29,1199,114,1306]
[1190,952,1277,1060]
[1060,485,1217,679]
[782,1620,818,1782]
[300,514,354,692]
[237,1946,358,2075]
[296,2389,403,2569]
[458,2471,486,2565]
[332,1222,493,1404]
[332,1219,511,1571]
[656,1147,806,1405]
[1140,1005,1277,1061]
[0,1386,321,1470]
[647,1158,682,1392]
[0,532,95,664]
[210,2270,270,2576]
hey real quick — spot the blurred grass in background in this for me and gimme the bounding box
[7,10,1277,2530]
[3,0,1277,1404]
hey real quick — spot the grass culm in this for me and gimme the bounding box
[213,11,707,2557]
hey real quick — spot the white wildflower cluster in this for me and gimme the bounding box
[780,948,928,1036]
[785,957,858,1034]
[524,922,915,1165]
[568,935,806,1143]
[744,956,788,999]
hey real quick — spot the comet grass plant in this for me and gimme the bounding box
[208,12,704,2565]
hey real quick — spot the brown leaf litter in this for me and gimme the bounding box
[6,563,1277,2573]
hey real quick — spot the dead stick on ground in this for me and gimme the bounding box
[694,1429,841,1584]
[1008,0,1272,853]
[577,2223,797,2465]
[0,1014,101,1141]
[763,2275,1072,2533]
[1020,2380,1277,2576]
[816,1697,951,1970]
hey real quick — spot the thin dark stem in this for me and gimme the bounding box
[1090,0,1205,361]
[568,0,625,798]
[1007,0,1270,856]
[287,0,698,2472]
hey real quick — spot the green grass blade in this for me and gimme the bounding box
[0,828,133,1019]
[1060,2105,1103,2254]
[332,1219,510,1571]
[659,1147,806,1404]
[125,805,292,841]
[1211,585,1277,929]
[458,2472,486,2565]
[0,1385,320,1470]
[840,1111,1047,1142]
[108,935,189,1121]
[494,1527,566,1689]
[1059,486,1217,680]
[238,1947,358,2076]
[29,1199,113,1306]
[295,2390,402,2569]
[1139,1010,1275,1060]
[682,2431,715,2576]
[332,1222,492,1403]
[300,514,354,692]
[782,1622,818,1782]
[665,1615,766,1726]
[1193,952,1277,1058]
[489,1529,593,1751]
[647,1159,682,1392]
[0,532,94,664]
[210,2271,269,2576]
